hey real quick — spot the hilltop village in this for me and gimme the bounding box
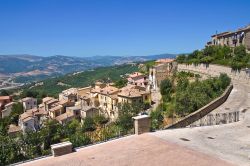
[0,58,177,135]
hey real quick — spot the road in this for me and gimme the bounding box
[152,64,250,166]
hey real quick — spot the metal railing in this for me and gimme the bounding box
[189,111,240,127]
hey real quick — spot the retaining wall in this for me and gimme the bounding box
[165,83,233,129]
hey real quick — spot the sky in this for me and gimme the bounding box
[0,0,250,57]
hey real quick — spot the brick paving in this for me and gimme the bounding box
[20,134,234,166]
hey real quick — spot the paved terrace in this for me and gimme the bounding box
[20,64,249,166]
[20,134,233,166]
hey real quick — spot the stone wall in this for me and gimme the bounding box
[165,83,233,129]
[51,141,73,157]
[133,115,151,135]
[178,64,250,84]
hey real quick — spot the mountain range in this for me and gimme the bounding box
[0,54,176,83]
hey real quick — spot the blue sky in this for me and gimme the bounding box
[0,0,249,57]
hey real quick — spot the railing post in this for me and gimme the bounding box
[133,115,151,135]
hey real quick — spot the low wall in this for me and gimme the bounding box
[165,83,233,129]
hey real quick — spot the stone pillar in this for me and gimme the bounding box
[51,141,73,157]
[133,115,151,135]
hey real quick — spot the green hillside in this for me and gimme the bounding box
[22,64,139,98]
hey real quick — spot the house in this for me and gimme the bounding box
[43,97,59,112]
[1,102,15,118]
[149,59,177,90]
[18,108,47,132]
[59,88,78,103]
[21,97,37,111]
[54,104,81,125]
[90,83,120,119]
[0,96,12,118]
[55,111,75,125]
[49,105,64,119]
[77,86,92,98]
[155,58,175,65]
[66,105,82,118]
[127,72,149,88]
[118,85,151,105]
[8,124,22,137]
[81,106,99,119]
[206,24,250,52]
[19,112,39,132]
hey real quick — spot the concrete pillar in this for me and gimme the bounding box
[133,115,151,135]
[51,141,73,157]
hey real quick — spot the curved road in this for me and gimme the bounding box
[152,64,250,166]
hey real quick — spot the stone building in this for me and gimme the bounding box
[21,97,37,111]
[1,102,15,118]
[206,24,250,52]
[117,85,151,105]
[127,72,149,88]
[59,88,78,102]
[0,96,12,118]
[149,59,177,90]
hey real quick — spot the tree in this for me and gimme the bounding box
[9,103,24,125]
[39,119,62,150]
[114,78,128,88]
[234,45,247,61]
[160,79,173,102]
[150,109,164,130]
[93,115,108,126]
[0,89,10,96]
[116,102,143,132]
[82,117,96,132]
[65,119,81,136]
[69,132,91,148]
[176,54,186,63]
[19,131,43,159]
[219,73,231,89]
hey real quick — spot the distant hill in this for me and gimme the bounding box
[0,53,176,83]
[22,64,139,97]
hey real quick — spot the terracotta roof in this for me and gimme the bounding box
[23,116,34,122]
[155,58,175,64]
[59,100,68,105]
[8,124,22,134]
[62,88,77,93]
[22,97,35,102]
[43,97,54,103]
[78,86,92,91]
[128,72,144,78]
[26,108,47,116]
[0,96,12,100]
[47,99,59,105]
[95,81,105,85]
[26,108,38,113]
[49,105,63,112]
[5,102,15,107]
[20,112,34,122]
[92,85,119,95]
[118,85,149,98]
[55,112,74,121]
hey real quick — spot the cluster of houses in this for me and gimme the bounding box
[206,24,250,53]
[0,58,177,136]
